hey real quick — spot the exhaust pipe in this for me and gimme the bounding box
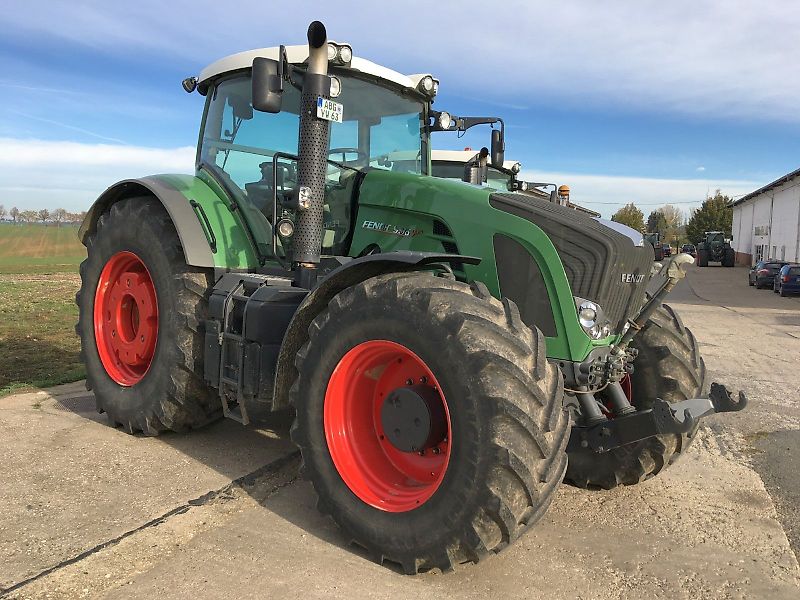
[294,20,332,287]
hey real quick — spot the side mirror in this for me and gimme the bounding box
[490,128,504,168]
[252,57,283,113]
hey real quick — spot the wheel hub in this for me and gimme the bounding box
[93,251,158,386]
[381,385,447,453]
[323,340,452,512]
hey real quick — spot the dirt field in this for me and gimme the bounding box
[0,224,85,274]
[1,265,798,599]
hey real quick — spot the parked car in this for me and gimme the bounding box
[662,244,672,257]
[773,264,800,296]
[681,243,696,258]
[749,260,788,288]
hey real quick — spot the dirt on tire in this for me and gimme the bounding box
[76,197,219,434]
[290,272,570,573]
[565,303,706,489]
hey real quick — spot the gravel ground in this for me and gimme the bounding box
[1,264,798,599]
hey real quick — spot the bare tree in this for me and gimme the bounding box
[20,210,37,223]
[10,206,19,223]
[52,207,67,227]
[0,204,6,221]
[38,208,50,224]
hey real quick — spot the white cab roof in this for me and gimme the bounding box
[431,150,521,172]
[198,44,431,92]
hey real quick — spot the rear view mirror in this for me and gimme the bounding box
[252,57,283,113]
[490,129,504,168]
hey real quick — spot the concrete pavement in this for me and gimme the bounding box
[1,264,798,599]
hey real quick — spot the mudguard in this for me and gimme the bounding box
[78,174,258,270]
[270,251,480,411]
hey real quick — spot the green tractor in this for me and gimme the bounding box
[76,21,746,573]
[696,231,735,267]
[643,232,664,261]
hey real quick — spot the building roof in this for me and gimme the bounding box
[732,166,800,206]
[198,44,431,94]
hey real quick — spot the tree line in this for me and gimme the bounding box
[0,205,87,226]
[610,190,733,245]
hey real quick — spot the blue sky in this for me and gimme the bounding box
[1,0,799,218]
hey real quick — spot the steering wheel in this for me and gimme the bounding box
[328,147,368,165]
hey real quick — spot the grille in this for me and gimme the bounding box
[489,193,653,332]
[432,219,464,275]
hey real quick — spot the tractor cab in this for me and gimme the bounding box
[194,44,439,263]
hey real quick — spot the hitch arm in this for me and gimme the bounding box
[567,383,748,453]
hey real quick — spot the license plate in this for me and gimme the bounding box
[317,97,343,123]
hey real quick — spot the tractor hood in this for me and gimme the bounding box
[488,192,654,333]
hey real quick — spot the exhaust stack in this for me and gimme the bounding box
[294,20,332,286]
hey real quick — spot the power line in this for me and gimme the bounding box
[582,200,707,206]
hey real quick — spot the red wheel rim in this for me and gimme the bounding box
[93,251,158,386]
[324,340,452,512]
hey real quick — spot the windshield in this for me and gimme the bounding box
[198,71,426,258]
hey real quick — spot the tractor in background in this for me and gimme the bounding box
[696,231,735,267]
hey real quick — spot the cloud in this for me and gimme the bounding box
[2,1,799,123]
[0,138,194,211]
[696,166,706,172]
[0,137,761,221]
[520,169,758,219]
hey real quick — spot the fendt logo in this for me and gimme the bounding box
[621,273,645,284]
[361,220,423,238]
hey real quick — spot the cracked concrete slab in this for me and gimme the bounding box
[0,382,295,591]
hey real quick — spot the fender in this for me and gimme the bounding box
[270,251,480,411]
[79,176,216,267]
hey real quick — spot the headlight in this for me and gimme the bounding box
[327,43,353,66]
[417,75,439,97]
[578,301,599,329]
[437,111,453,130]
[511,162,521,174]
[329,75,342,98]
[575,298,611,340]
[276,218,294,238]
[338,45,352,63]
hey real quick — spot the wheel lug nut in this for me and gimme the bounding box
[418,449,425,456]
[419,376,427,384]
[432,447,440,455]
[405,379,413,385]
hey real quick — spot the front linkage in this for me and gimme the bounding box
[567,253,748,455]
[568,383,747,453]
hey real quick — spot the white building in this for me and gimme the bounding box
[731,167,800,266]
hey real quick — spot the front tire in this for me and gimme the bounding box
[76,198,218,434]
[290,272,569,573]
[565,304,705,489]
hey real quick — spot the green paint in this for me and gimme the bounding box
[154,173,259,269]
[145,169,614,362]
[351,170,602,361]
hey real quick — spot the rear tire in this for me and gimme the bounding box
[696,249,708,267]
[565,304,705,489]
[780,286,788,297]
[290,272,569,573]
[76,197,219,434]
[722,247,735,267]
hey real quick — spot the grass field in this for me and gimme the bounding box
[0,223,86,273]
[0,224,86,396]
